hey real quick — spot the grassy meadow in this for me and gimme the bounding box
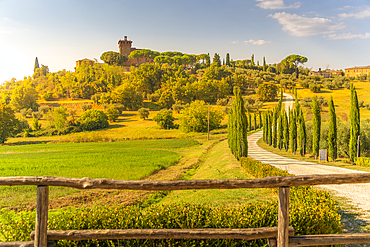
[296,80,370,121]
[0,139,198,209]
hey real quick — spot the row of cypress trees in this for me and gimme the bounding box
[263,83,360,162]
[263,92,308,156]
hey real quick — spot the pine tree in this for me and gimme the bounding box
[298,109,306,156]
[226,53,230,66]
[283,110,289,151]
[290,109,297,153]
[34,57,40,72]
[349,83,360,161]
[227,87,248,159]
[328,97,337,161]
[312,96,321,158]
[263,57,267,72]
[278,110,284,150]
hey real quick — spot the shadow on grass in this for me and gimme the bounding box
[3,140,51,146]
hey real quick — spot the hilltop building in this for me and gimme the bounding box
[75,36,152,71]
[118,36,153,67]
[309,68,342,78]
[345,65,370,78]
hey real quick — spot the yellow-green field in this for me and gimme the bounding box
[296,80,370,121]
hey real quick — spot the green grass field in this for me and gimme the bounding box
[159,139,275,206]
[0,139,198,209]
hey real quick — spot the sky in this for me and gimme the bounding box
[0,0,369,84]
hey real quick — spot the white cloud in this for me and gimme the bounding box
[244,39,271,45]
[338,6,370,19]
[269,12,344,36]
[231,41,239,44]
[326,32,370,40]
[2,17,9,21]
[256,0,300,9]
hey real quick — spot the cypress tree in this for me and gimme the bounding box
[328,97,337,161]
[206,53,211,67]
[251,54,255,65]
[283,110,289,151]
[290,109,297,153]
[349,83,360,161]
[259,111,262,129]
[254,113,257,131]
[298,109,306,156]
[248,111,252,131]
[312,96,321,158]
[263,112,267,142]
[278,110,284,150]
[273,108,278,148]
[34,57,40,72]
[268,111,273,146]
[227,87,248,159]
[263,57,267,72]
[226,53,230,66]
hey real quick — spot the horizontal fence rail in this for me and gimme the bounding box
[29,228,295,241]
[1,173,370,190]
[2,174,370,247]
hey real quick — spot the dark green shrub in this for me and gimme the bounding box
[105,105,120,122]
[153,110,176,129]
[354,157,370,167]
[138,108,150,120]
[77,109,109,131]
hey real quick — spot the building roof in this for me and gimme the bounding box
[345,65,370,70]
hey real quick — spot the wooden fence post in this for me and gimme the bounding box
[278,186,290,247]
[35,185,49,247]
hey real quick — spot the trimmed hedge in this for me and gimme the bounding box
[1,203,278,246]
[354,157,370,167]
[241,157,342,236]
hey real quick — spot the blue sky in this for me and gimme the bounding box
[0,0,369,84]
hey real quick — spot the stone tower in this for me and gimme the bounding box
[118,36,132,57]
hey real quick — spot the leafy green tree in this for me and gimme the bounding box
[349,83,360,161]
[328,97,337,160]
[105,105,120,122]
[212,53,221,67]
[32,117,41,131]
[111,83,143,110]
[312,96,321,158]
[100,51,128,66]
[78,109,109,131]
[228,87,248,159]
[52,106,67,130]
[10,85,38,111]
[0,104,19,143]
[180,100,223,133]
[257,83,278,102]
[138,108,150,120]
[153,110,176,129]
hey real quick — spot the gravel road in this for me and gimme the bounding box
[248,93,370,219]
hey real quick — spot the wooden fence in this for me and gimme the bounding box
[1,173,370,247]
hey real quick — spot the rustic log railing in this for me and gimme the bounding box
[1,173,370,247]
